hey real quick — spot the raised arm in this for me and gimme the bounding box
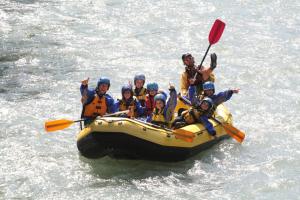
[164,86,177,122]
[80,78,95,104]
[214,89,239,106]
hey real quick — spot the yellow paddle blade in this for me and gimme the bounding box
[222,123,245,143]
[45,119,75,132]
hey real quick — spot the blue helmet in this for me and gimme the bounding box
[203,81,215,91]
[147,82,158,91]
[121,84,133,94]
[158,90,167,99]
[97,77,110,88]
[154,94,166,104]
[134,74,146,84]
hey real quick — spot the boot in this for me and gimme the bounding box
[210,53,217,70]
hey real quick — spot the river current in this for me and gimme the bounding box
[0,0,299,199]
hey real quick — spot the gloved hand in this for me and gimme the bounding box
[168,83,176,91]
[81,77,89,86]
[208,130,216,136]
[210,53,217,70]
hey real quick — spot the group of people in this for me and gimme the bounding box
[80,74,177,127]
[80,52,239,136]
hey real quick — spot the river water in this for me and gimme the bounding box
[1,0,299,199]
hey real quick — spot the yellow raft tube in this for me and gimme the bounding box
[77,98,233,162]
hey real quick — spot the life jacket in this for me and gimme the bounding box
[151,108,168,126]
[182,103,216,124]
[82,94,107,119]
[118,97,138,118]
[185,66,215,96]
[134,87,147,106]
[182,108,202,124]
[145,95,155,115]
[185,66,203,86]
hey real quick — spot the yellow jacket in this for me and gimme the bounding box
[180,69,215,96]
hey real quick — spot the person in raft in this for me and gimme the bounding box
[172,97,217,137]
[147,84,177,128]
[145,82,159,116]
[80,77,116,125]
[115,84,145,118]
[133,74,147,107]
[180,53,217,97]
[188,81,240,108]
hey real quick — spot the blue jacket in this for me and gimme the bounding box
[147,89,177,123]
[187,86,234,136]
[199,115,216,136]
[114,98,145,117]
[208,90,233,106]
[80,84,116,115]
[187,86,234,106]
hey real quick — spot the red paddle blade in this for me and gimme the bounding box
[209,19,226,45]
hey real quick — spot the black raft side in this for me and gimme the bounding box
[77,131,230,162]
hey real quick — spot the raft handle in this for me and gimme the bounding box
[197,131,204,136]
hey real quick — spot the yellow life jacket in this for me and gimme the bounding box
[118,97,138,118]
[182,108,204,124]
[151,108,168,126]
[134,87,147,102]
[182,104,216,124]
[83,94,107,118]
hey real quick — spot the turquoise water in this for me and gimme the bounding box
[1,0,299,199]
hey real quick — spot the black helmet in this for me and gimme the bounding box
[182,53,192,61]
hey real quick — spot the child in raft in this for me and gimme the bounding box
[147,84,177,128]
[145,82,159,116]
[133,74,147,107]
[172,97,217,137]
[115,84,145,118]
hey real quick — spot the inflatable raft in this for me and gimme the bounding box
[77,103,233,162]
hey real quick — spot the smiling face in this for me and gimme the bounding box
[98,84,109,95]
[123,90,132,100]
[204,89,214,97]
[200,101,210,111]
[183,55,195,67]
[155,100,165,110]
[135,80,144,89]
[148,90,157,96]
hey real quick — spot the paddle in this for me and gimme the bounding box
[211,117,245,143]
[45,110,129,132]
[177,95,245,143]
[193,19,226,80]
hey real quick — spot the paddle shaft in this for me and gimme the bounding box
[193,44,212,80]
[45,110,129,132]
[76,110,129,123]
[210,117,223,126]
[74,119,84,123]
